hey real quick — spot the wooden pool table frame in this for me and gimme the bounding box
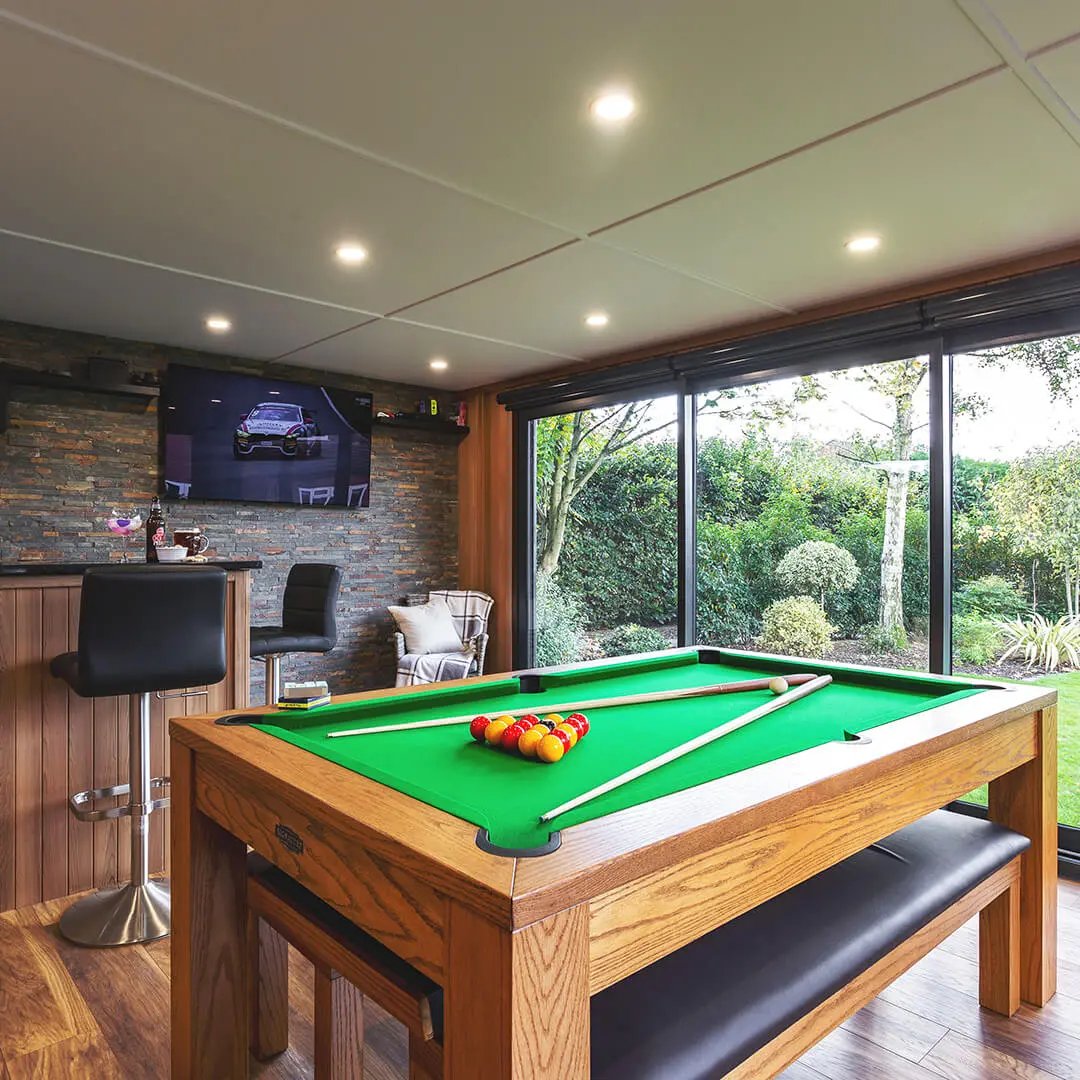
[169,649,1058,1078]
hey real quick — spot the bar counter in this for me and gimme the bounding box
[0,560,261,911]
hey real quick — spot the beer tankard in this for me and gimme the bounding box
[173,528,209,557]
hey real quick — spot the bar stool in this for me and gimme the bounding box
[50,564,227,946]
[250,563,342,706]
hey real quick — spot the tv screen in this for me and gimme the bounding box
[161,365,372,507]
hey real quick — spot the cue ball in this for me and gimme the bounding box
[769,677,789,695]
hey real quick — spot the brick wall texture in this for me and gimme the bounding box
[0,319,460,696]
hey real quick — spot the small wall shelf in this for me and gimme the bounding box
[0,363,159,434]
[372,416,469,438]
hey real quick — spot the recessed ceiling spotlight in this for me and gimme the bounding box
[205,315,232,333]
[210,398,222,404]
[268,389,281,395]
[844,234,882,254]
[584,311,609,328]
[335,243,369,265]
[429,357,449,371]
[591,91,636,123]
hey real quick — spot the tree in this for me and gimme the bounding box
[776,540,859,610]
[535,382,812,577]
[992,444,1080,616]
[829,359,930,637]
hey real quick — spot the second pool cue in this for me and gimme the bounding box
[325,672,819,739]
[538,674,833,823]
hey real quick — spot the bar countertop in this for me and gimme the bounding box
[0,559,263,577]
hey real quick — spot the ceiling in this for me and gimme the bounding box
[1,1,1079,390]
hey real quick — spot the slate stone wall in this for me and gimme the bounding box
[0,320,460,695]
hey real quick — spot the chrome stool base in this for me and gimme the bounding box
[59,879,171,947]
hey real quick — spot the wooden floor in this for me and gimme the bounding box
[0,880,1077,1079]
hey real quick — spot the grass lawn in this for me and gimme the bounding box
[964,669,1080,827]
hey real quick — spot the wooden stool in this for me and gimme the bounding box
[246,855,443,1079]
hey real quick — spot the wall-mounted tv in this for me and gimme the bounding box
[161,365,372,507]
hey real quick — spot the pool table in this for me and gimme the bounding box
[169,647,1058,1078]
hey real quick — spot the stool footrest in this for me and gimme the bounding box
[69,776,171,822]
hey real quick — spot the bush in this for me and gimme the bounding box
[776,540,859,608]
[999,614,1080,672]
[758,596,834,658]
[601,623,670,657]
[953,614,1003,667]
[954,575,1027,620]
[534,572,585,667]
[861,623,909,655]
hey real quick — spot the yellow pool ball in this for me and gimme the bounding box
[517,727,545,758]
[536,733,566,763]
[484,719,510,746]
[543,713,564,726]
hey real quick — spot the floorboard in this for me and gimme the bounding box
[0,878,1075,1078]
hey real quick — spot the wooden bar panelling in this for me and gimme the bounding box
[0,570,252,912]
[0,588,16,910]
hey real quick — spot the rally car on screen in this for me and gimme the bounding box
[233,403,322,458]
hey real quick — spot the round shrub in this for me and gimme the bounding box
[758,596,834,658]
[601,623,670,658]
[776,541,859,608]
[534,572,585,667]
[953,614,1004,667]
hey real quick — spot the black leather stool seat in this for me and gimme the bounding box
[249,563,342,659]
[250,625,334,656]
[588,810,1029,1080]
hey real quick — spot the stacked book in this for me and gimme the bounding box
[277,681,331,710]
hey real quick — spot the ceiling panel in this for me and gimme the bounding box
[280,318,575,390]
[0,20,572,316]
[599,72,1080,313]
[1031,39,1080,117]
[399,242,780,358]
[1,1,1002,233]
[982,0,1080,53]
[0,233,366,358]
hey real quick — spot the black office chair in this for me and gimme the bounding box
[250,563,343,705]
[50,565,227,946]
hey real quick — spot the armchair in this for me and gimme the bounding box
[393,589,493,687]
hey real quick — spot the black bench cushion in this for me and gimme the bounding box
[589,810,1028,1080]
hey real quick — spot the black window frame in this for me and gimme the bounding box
[505,261,1080,869]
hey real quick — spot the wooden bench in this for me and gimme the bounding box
[247,810,1029,1079]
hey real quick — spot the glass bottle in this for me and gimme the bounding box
[146,495,167,561]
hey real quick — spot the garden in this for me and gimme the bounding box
[533,345,1080,825]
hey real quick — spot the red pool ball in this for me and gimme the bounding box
[501,722,528,752]
[568,713,589,737]
[519,713,540,728]
[469,716,491,743]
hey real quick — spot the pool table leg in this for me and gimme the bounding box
[988,704,1057,1007]
[171,742,250,1079]
[443,900,590,1079]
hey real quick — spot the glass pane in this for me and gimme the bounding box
[532,397,678,664]
[695,358,930,673]
[951,335,1080,827]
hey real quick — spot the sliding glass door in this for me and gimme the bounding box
[951,335,1080,832]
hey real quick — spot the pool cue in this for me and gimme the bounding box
[325,673,819,739]
[537,674,833,824]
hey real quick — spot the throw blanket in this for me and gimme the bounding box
[397,648,476,687]
[395,589,493,687]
